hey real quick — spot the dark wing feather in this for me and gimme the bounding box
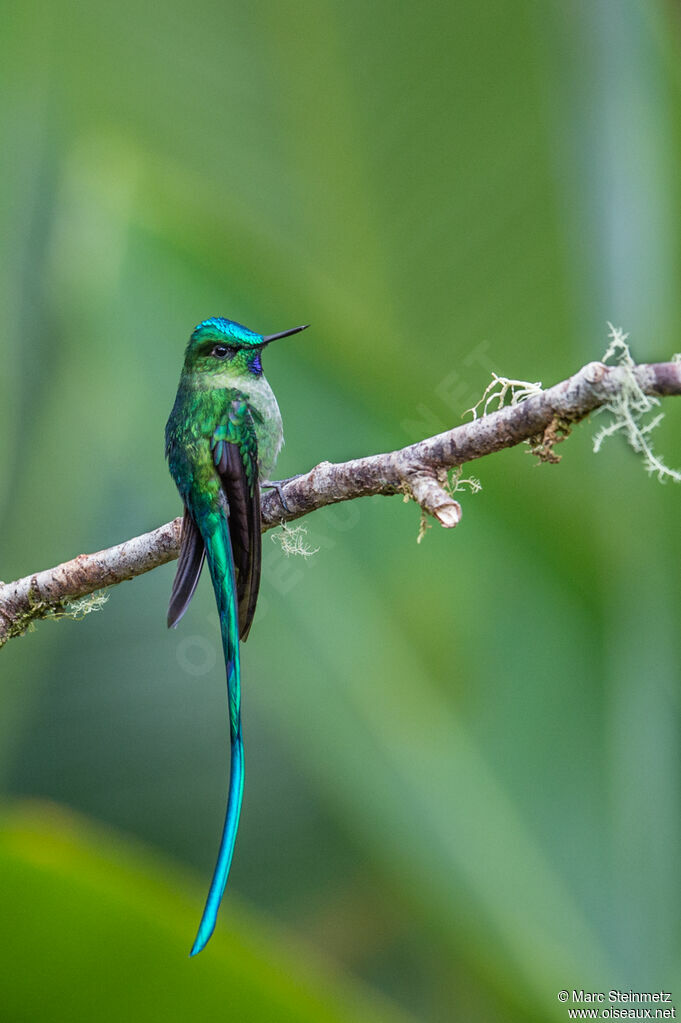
[167,507,206,628]
[213,401,261,641]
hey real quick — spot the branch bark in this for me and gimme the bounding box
[2,358,680,648]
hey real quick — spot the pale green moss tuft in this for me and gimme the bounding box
[447,467,482,496]
[466,373,543,420]
[593,324,681,483]
[45,591,110,622]
[0,590,110,647]
[270,524,319,559]
[416,510,430,545]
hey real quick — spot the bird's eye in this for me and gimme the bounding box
[212,344,232,359]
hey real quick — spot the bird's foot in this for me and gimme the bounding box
[261,475,303,514]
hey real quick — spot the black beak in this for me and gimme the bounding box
[261,324,309,345]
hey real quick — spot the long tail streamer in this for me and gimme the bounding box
[189,502,244,957]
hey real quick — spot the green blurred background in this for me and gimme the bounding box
[2,1,681,1020]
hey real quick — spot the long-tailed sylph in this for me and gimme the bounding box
[165,316,308,955]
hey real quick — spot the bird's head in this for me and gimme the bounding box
[181,317,308,383]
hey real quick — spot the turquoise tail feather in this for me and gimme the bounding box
[189,499,244,957]
[190,729,243,956]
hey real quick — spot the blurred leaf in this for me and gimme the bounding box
[0,800,413,1023]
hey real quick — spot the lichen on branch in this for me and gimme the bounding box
[1,345,680,648]
[591,325,681,482]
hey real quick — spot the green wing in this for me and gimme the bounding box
[167,395,261,638]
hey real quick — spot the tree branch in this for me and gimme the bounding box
[2,358,680,648]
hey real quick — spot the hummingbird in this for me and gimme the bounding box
[165,316,308,956]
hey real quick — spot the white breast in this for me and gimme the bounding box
[213,371,283,479]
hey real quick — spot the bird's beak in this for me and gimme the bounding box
[261,324,309,345]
